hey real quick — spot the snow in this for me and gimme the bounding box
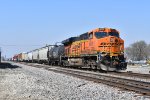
[127,65,150,74]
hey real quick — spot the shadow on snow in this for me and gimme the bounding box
[0,62,21,69]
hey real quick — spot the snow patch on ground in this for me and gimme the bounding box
[127,65,150,74]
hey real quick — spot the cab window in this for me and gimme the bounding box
[109,32,119,38]
[89,33,93,39]
[95,32,107,39]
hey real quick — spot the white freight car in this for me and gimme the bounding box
[38,46,48,63]
[24,52,28,61]
[38,45,54,63]
[28,51,33,62]
[32,49,39,62]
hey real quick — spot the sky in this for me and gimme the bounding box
[0,0,150,58]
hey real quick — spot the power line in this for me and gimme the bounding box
[0,44,45,47]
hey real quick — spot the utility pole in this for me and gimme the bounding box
[0,47,1,63]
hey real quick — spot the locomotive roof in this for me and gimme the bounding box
[62,28,120,45]
[62,32,89,45]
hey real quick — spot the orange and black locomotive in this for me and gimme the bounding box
[60,28,127,71]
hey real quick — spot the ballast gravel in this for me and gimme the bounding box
[0,62,149,100]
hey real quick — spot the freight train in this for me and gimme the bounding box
[13,28,127,71]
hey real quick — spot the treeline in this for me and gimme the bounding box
[125,41,150,61]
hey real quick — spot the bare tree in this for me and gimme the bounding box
[146,44,150,59]
[125,41,149,61]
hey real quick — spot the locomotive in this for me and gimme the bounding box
[60,28,127,71]
[13,28,127,71]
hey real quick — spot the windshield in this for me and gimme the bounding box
[109,32,119,37]
[95,32,107,39]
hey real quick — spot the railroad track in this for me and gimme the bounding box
[17,62,150,96]
[20,62,150,79]
[109,72,150,79]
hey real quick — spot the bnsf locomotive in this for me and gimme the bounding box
[13,28,127,71]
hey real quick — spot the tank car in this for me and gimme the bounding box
[61,28,127,71]
[48,45,64,65]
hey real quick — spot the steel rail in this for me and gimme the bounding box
[109,72,150,79]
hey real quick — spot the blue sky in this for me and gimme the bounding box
[0,0,150,58]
